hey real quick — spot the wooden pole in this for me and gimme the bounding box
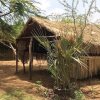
[23,51,26,73]
[29,37,33,80]
[16,41,18,73]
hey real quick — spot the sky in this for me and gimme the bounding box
[36,0,64,15]
[35,0,100,23]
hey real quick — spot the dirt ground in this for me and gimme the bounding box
[0,60,100,100]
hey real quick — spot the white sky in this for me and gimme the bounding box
[35,0,65,15]
[35,0,100,23]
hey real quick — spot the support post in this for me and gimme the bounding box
[16,41,18,73]
[29,37,33,80]
[23,51,26,73]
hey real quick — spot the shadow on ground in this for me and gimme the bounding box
[17,68,54,89]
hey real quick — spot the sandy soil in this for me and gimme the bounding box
[0,60,100,100]
[0,60,53,100]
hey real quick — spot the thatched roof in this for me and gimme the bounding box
[18,17,67,39]
[17,17,100,46]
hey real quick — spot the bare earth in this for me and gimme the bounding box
[0,60,100,100]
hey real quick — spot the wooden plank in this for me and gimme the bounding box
[72,56,100,79]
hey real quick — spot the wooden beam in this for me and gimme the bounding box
[29,37,33,80]
[16,35,60,40]
[16,42,18,73]
[22,35,58,38]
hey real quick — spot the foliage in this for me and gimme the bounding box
[74,90,85,100]
[61,15,87,24]
[0,88,34,100]
[34,31,85,90]
[35,81,42,85]
[0,18,19,43]
[0,0,41,43]
[0,0,40,19]
[0,0,42,56]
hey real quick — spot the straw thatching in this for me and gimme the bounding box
[16,17,100,79]
[18,17,100,54]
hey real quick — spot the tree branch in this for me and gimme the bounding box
[9,43,16,56]
[0,11,12,17]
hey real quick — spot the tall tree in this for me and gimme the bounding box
[0,0,41,55]
[0,0,40,37]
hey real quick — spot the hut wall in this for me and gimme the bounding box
[71,56,100,79]
[84,44,100,56]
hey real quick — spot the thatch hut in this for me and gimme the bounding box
[16,17,100,79]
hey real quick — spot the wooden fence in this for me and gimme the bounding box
[71,56,100,79]
[32,55,100,79]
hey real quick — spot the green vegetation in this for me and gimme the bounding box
[34,29,85,99]
[35,81,42,85]
[0,88,33,100]
[0,0,42,57]
[0,0,41,48]
[75,90,85,100]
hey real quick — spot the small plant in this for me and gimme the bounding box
[35,80,42,85]
[34,32,86,99]
[74,90,85,100]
